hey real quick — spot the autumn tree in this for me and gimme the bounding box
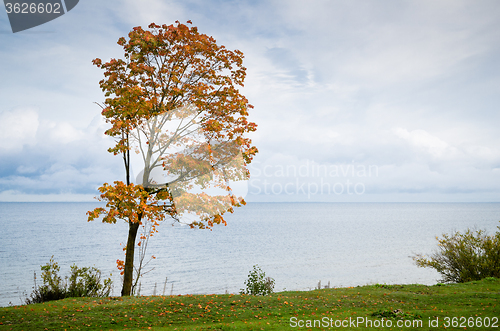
[87,21,257,296]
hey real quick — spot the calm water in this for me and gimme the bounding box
[0,202,499,307]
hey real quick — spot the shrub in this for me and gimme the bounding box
[240,265,275,296]
[26,257,67,304]
[413,225,500,283]
[26,256,112,304]
[66,265,112,298]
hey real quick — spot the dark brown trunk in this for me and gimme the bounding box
[121,221,140,296]
[120,131,137,297]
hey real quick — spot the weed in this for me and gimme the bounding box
[240,265,275,296]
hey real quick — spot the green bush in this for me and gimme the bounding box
[413,224,500,283]
[26,256,112,304]
[240,265,275,296]
[66,265,112,298]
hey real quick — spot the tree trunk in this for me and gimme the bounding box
[121,221,140,296]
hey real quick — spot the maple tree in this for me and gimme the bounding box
[88,21,257,296]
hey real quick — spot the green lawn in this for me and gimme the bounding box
[1,278,498,330]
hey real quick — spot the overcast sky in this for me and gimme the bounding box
[1,0,499,202]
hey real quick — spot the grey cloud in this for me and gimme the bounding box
[0,108,122,197]
[1,0,500,201]
[265,47,309,84]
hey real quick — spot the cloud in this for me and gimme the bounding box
[0,108,39,152]
[392,128,500,168]
[1,0,500,201]
[393,128,458,159]
[275,0,500,85]
[264,47,310,85]
[115,0,186,28]
[0,107,122,200]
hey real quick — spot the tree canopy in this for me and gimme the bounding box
[88,21,257,296]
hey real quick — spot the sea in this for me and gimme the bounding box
[1,202,499,307]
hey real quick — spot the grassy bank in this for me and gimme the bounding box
[1,278,498,330]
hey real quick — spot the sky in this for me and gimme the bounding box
[1,0,500,202]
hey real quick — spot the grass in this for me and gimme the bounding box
[1,278,499,330]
